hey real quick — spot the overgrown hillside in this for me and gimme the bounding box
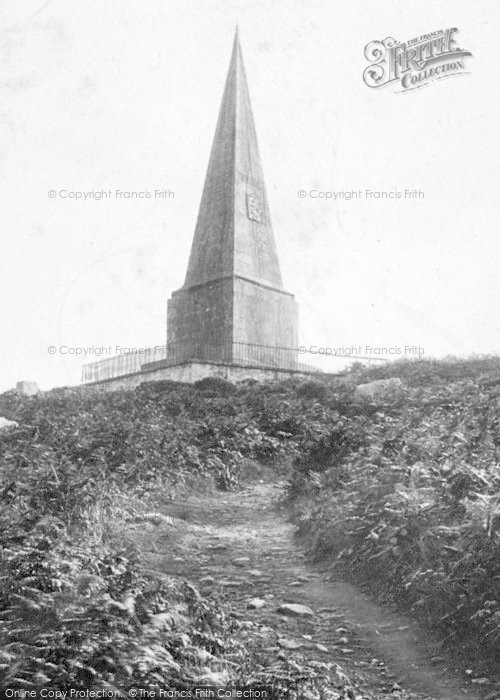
[287,357,500,666]
[0,376,297,693]
[0,374,343,693]
[0,357,499,691]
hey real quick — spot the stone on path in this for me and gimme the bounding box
[276,603,314,617]
[430,655,446,664]
[233,556,250,566]
[0,417,18,431]
[278,638,302,650]
[247,598,266,609]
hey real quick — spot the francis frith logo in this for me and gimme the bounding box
[363,28,472,91]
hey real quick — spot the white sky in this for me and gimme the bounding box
[1,0,499,391]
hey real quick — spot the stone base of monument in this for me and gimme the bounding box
[81,359,326,392]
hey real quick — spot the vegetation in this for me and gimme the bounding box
[1,355,499,690]
[288,356,500,665]
[0,377,311,692]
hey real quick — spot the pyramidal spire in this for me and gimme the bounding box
[183,31,284,290]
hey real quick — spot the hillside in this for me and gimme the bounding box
[0,357,499,696]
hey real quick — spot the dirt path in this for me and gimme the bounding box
[133,480,490,700]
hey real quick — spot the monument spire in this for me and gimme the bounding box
[183,30,284,290]
[167,33,297,368]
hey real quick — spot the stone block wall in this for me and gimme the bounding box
[167,278,233,362]
[167,276,298,368]
[232,277,298,369]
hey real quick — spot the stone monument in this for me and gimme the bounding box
[166,29,298,369]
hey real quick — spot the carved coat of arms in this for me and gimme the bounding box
[246,192,263,222]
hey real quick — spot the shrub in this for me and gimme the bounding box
[193,377,236,395]
[296,380,328,401]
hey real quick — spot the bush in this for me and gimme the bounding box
[193,377,236,395]
[296,380,328,401]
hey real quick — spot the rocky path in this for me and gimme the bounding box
[133,480,490,700]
